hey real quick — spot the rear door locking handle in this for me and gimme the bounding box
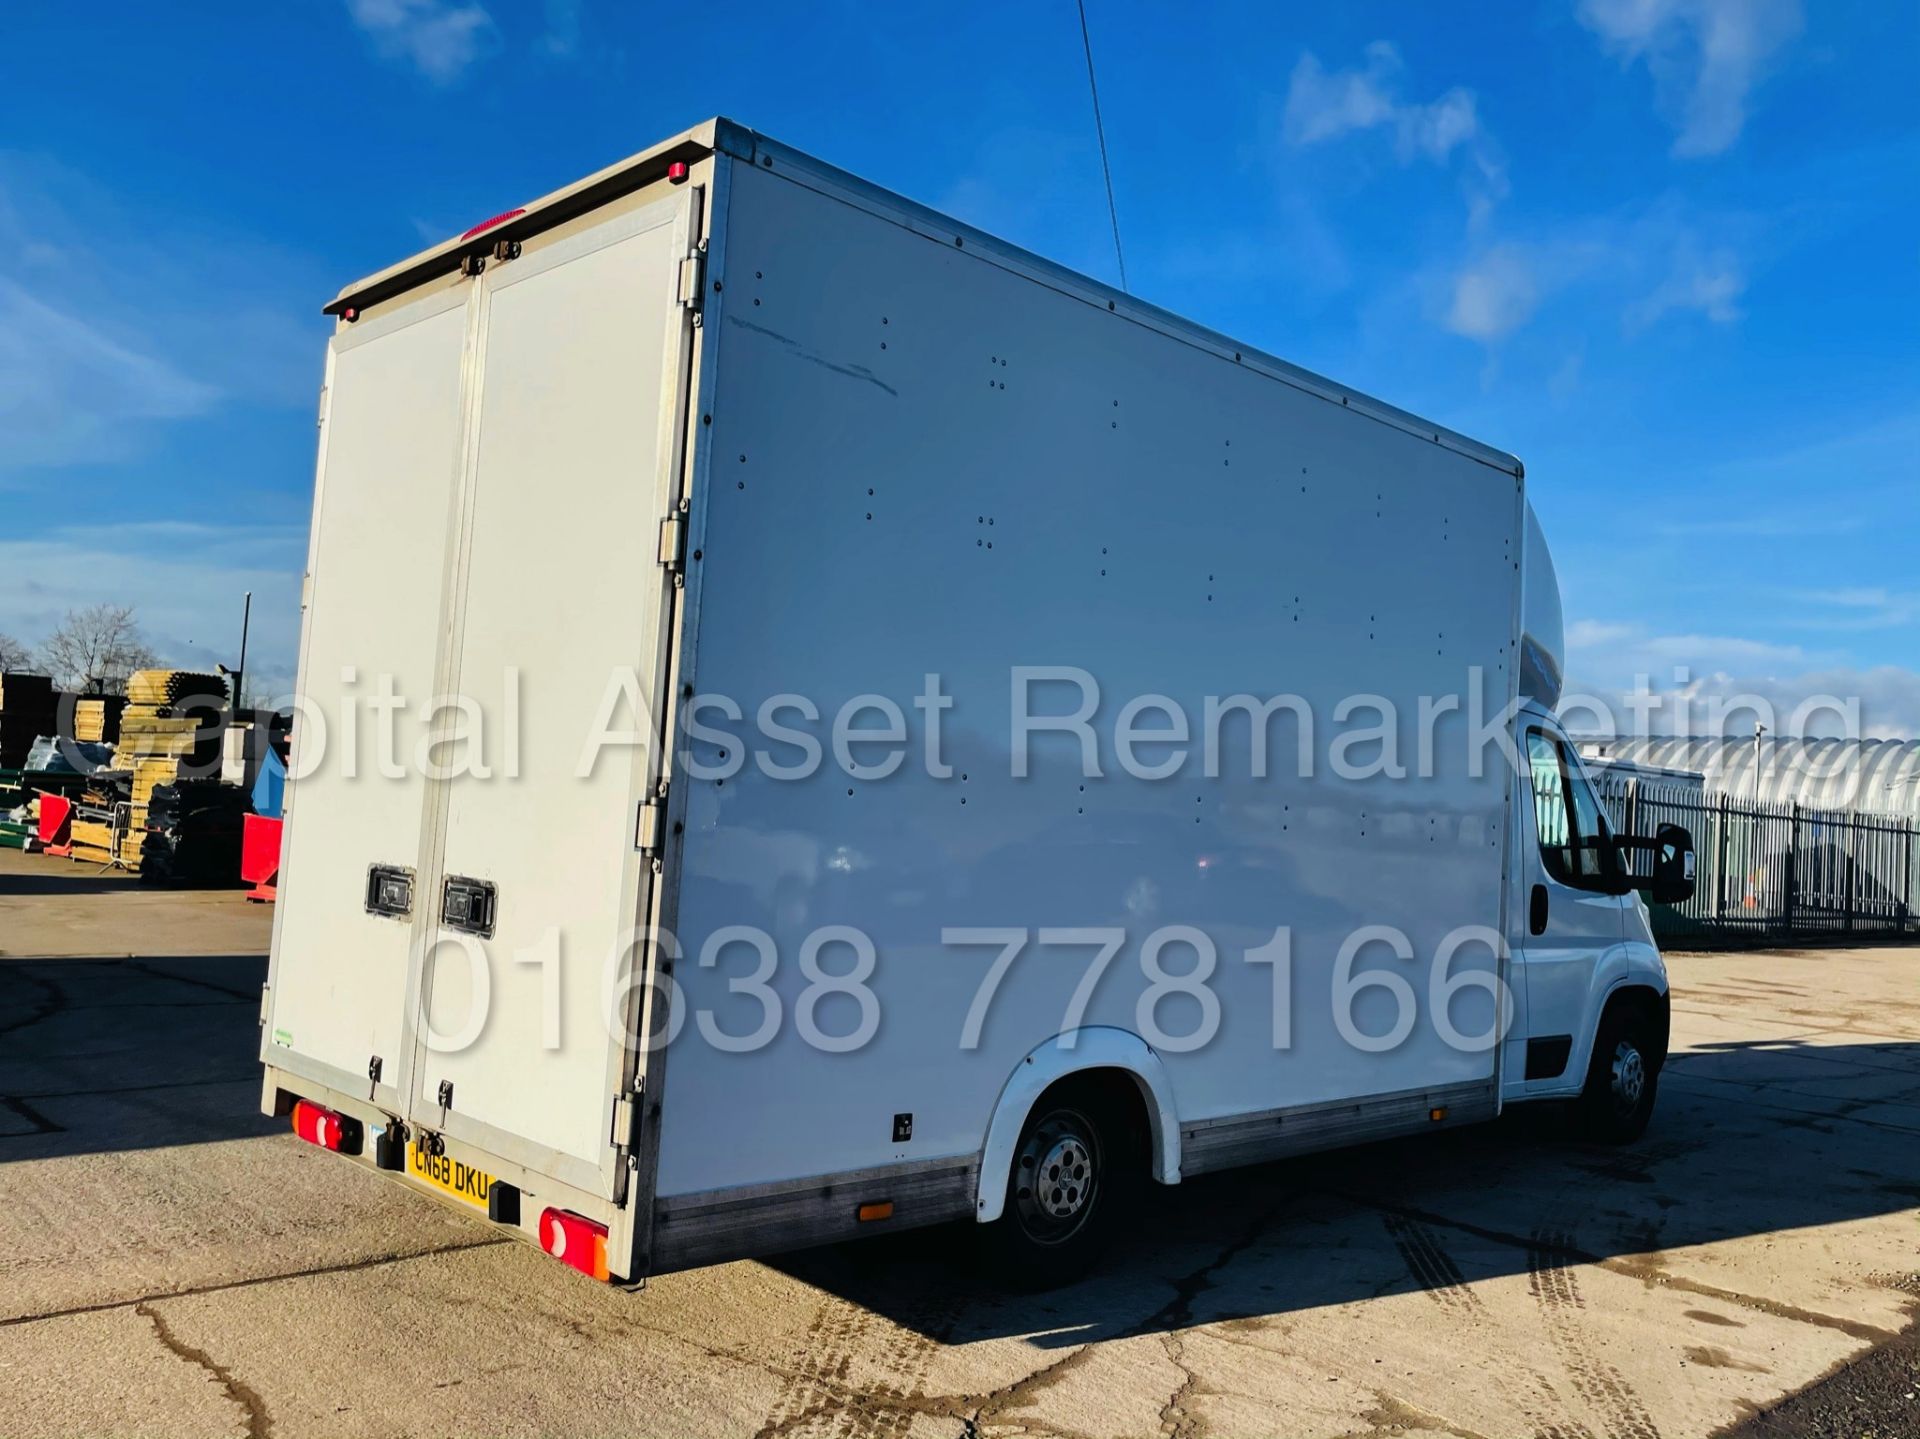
[441,876,498,939]
[365,865,414,920]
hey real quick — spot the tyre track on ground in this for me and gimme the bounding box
[1381,1213,1593,1439]
[1528,1228,1660,1439]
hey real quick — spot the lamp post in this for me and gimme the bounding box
[234,591,252,717]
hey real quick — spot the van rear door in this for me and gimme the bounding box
[262,280,472,1112]
[405,192,700,1202]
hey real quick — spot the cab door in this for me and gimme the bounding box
[1512,717,1630,1091]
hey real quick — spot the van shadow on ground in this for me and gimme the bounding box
[0,870,162,898]
[0,951,275,1159]
[770,1038,1920,1345]
[7,940,1918,1355]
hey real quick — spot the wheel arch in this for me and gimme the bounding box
[974,1027,1180,1223]
[1595,980,1671,1072]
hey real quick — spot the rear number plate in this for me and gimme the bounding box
[408,1144,494,1209]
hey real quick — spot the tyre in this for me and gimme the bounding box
[1577,1005,1659,1144]
[982,1078,1141,1290]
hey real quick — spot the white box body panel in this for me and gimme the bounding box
[653,160,1522,1201]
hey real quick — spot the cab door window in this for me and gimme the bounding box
[1525,730,1620,890]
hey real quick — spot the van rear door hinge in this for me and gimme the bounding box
[657,514,686,571]
[676,249,704,317]
[636,796,665,853]
[611,1086,642,1150]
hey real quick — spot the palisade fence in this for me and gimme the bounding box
[1592,775,1918,946]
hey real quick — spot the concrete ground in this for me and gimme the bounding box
[1,845,1916,1439]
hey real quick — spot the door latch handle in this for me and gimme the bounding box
[365,865,414,919]
[441,875,497,939]
[1529,883,1549,936]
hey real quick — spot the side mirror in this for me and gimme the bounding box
[1613,823,1697,904]
[1645,823,1696,906]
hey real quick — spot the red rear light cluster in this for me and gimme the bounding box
[540,1208,610,1281]
[291,1099,362,1154]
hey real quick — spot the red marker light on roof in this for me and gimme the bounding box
[340,306,359,324]
[666,161,689,184]
[460,207,526,241]
[291,1099,362,1154]
[540,1208,611,1281]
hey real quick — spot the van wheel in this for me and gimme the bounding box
[984,1080,1138,1289]
[1578,1008,1659,1144]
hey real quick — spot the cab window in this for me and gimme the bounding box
[1526,729,1619,890]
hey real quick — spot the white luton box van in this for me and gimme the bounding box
[260,118,1696,1287]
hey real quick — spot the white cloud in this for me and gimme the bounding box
[1624,245,1744,331]
[1561,618,1843,738]
[0,523,306,695]
[1283,43,1498,172]
[0,279,219,468]
[1441,206,1749,346]
[1567,619,1640,648]
[1577,0,1802,157]
[1635,634,1809,667]
[538,0,582,58]
[1790,588,1920,632]
[1566,616,1813,675]
[0,153,325,477]
[346,0,495,83]
[1446,245,1540,341]
[1558,619,1920,736]
[1563,666,1920,741]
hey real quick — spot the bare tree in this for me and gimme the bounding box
[38,605,159,695]
[0,630,34,672]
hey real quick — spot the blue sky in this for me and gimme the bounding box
[2,1,1915,728]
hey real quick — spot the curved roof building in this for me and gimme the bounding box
[1578,736,1920,820]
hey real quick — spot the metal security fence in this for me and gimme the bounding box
[1593,776,1918,945]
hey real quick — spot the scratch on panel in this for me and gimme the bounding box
[727,316,899,398]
